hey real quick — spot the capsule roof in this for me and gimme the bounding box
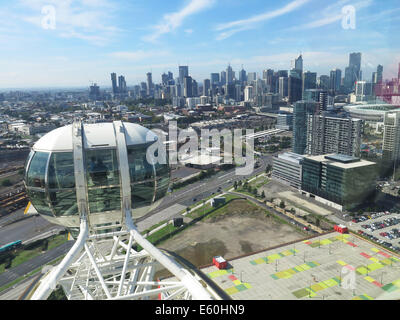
[33,122,158,152]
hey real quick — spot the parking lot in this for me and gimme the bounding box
[349,211,400,253]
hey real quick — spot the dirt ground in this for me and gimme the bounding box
[158,199,305,267]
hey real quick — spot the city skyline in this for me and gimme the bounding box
[0,0,399,88]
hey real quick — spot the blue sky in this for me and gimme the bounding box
[0,0,399,88]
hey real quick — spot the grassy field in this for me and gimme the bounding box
[0,233,68,274]
[186,194,242,220]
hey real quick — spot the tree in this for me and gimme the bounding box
[279,201,285,209]
[233,181,238,190]
[261,190,265,198]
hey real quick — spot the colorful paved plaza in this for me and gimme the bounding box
[201,232,400,300]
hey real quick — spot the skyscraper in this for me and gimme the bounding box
[203,79,211,96]
[375,65,383,84]
[111,73,118,95]
[288,69,302,104]
[226,65,234,84]
[161,73,169,86]
[192,79,198,97]
[247,72,257,82]
[118,75,126,94]
[146,72,153,97]
[179,66,189,85]
[292,100,319,155]
[263,69,274,91]
[220,71,227,86]
[210,73,220,85]
[295,54,303,75]
[239,67,247,83]
[184,76,193,98]
[244,86,253,102]
[318,75,330,90]
[344,52,362,92]
[302,71,317,95]
[329,69,342,93]
[279,77,288,98]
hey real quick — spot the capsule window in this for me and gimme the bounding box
[88,187,121,213]
[131,181,155,208]
[26,189,53,217]
[26,151,49,188]
[86,149,120,187]
[127,145,154,183]
[48,152,75,189]
[49,190,78,217]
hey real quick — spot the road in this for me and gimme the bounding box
[136,154,272,223]
[0,208,64,247]
[0,241,73,289]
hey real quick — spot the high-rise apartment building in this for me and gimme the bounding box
[111,73,118,95]
[118,75,127,94]
[292,100,319,155]
[382,112,400,163]
[306,114,363,157]
[146,72,153,97]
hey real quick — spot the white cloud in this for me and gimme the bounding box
[143,0,215,43]
[215,0,311,40]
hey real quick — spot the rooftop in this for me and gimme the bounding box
[277,152,305,164]
[304,154,376,169]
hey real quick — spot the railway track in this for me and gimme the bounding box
[0,165,24,176]
[0,188,28,215]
